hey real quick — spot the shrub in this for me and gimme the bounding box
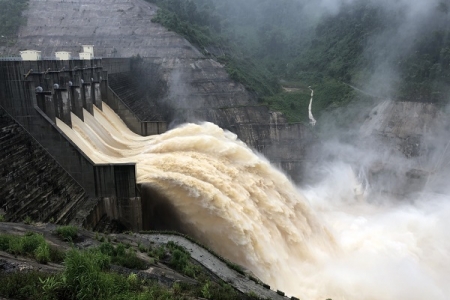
[201,281,211,299]
[209,283,240,300]
[99,242,115,256]
[247,291,260,299]
[116,243,126,256]
[148,244,167,260]
[49,246,66,263]
[0,235,12,251]
[21,232,45,254]
[0,233,64,264]
[64,248,111,299]
[138,243,147,253]
[113,248,147,270]
[56,225,78,241]
[0,271,49,300]
[34,243,50,264]
[98,242,147,270]
[170,249,189,271]
[23,216,32,225]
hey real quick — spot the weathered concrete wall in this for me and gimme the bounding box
[2,0,201,59]
[0,107,88,224]
[105,85,166,135]
[83,197,142,232]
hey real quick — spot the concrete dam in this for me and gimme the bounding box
[0,57,165,230]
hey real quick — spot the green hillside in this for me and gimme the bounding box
[147,0,450,122]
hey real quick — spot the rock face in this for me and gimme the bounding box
[3,0,314,181]
[360,100,442,158]
[358,100,449,196]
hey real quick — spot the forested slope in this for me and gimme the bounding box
[148,0,450,122]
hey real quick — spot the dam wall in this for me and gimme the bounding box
[0,107,88,224]
[0,59,147,230]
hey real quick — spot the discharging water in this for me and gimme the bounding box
[56,103,450,300]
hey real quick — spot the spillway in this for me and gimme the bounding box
[57,102,450,300]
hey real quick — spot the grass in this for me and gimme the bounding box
[0,228,262,299]
[23,216,33,225]
[98,242,148,270]
[0,233,254,300]
[55,225,78,241]
[0,245,244,300]
[0,232,64,264]
[0,271,50,300]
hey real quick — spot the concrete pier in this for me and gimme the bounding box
[54,88,71,127]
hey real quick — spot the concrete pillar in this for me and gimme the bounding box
[44,94,56,123]
[100,71,108,103]
[82,83,93,115]
[44,76,54,92]
[93,82,102,110]
[36,93,46,111]
[69,86,83,121]
[54,89,71,127]
[24,80,37,108]
[71,70,83,86]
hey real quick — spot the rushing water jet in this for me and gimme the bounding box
[56,102,450,300]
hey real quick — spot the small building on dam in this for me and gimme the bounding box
[0,50,167,232]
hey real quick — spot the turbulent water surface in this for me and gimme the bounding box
[57,103,450,300]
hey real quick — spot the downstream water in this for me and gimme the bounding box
[57,103,450,300]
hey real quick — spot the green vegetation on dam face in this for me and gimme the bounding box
[0,0,28,47]
[147,0,450,122]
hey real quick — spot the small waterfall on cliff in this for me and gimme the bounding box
[56,103,450,300]
[308,86,316,126]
